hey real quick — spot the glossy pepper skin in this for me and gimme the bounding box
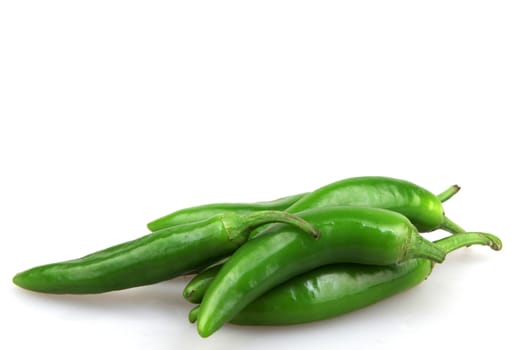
[233,261,432,325]
[184,264,223,304]
[149,178,461,234]
[190,262,430,325]
[12,211,318,294]
[196,207,447,337]
[188,233,501,325]
[147,193,307,231]
[182,184,460,304]
[187,261,428,310]
[281,176,463,233]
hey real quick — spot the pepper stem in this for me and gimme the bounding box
[441,216,466,234]
[238,211,320,239]
[405,234,446,263]
[436,184,461,203]
[434,232,502,253]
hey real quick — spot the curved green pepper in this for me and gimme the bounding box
[184,264,223,304]
[149,178,462,234]
[196,206,449,337]
[147,193,307,231]
[188,233,501,325]
[182,183,460,304]
[280,177,463,233]
[12,211,318,294]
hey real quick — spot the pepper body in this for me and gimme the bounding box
[147,193,306,231]
[284,176,460,233]
[149,177,462,234]
[189,233,500,327]
[196,207,446,337]
[230,260,431,325]
[182,180,462,303]
[13,211,317,294]
[232,233,502,325]
[184,261,426,308]
[184,264,223,303]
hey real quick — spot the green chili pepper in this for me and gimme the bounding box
[147,193,307,231]
[12,211,318,294]
[182,184,461,304]
[196,206,450,337]
[233,260,431,325]
[187,233,501,325]
[233,233,501,325]
[148,178,462,234]
[273,177,463,234]
[189,305,200,323]
[184,264,223,303]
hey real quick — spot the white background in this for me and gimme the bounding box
[1,1,510,349]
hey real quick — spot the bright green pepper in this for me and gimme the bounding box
[148,178,462,234]
[12,211,318,294]
[184,264,223,304]
[196,206,449,337]
[271,177,463,234]
[147,193,307,231]
[188,233,501,325]
[182,183,460,304]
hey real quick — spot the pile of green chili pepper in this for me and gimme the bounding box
[13,176,502,338]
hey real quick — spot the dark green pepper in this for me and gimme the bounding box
[184,264,223,304]
[271,177,463,234]
[148,178,462,234]
[196,206,449,337]
[12,211,318,294]
[189,233,501,325]
[147,193,307,231]
[182,183,461,304]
